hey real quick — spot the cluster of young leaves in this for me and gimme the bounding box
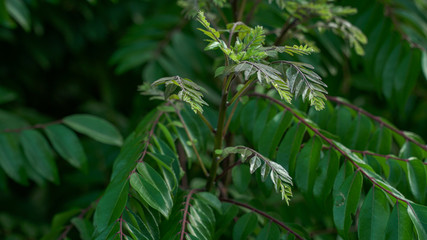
[0,110,122,186]
[197,11,328,110]
[149,76,209,113]
[219,146,293,204]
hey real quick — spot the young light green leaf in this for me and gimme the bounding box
[20,129,58,183]
[358,187,390,240]
[63,114,123,146]
[44,124,87,171]
[249,156,262,174]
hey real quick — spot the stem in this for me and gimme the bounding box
[220,198,304,240]
[206,75,233,191]
[237,0,247,21]
[179,189,198,240]
[3,119,63,133]
[227,77,255,106]
[245,0,262,23]
[274,18,299,46]
[173,105,209,177]
[222,101,239,137]
[197,112,215,134]
[327,96,427,152]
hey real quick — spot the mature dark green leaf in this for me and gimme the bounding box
[63,114,123,146]
[295,137,322,196]
[188,199,215,240]
[369,126,392,154]
[232,164,251,193]
[196,192,223,214]
[232,213,257,240]
[44,124,87,171]
[407,159,426,204]
[333,170,363,237]
[130,162,173,218]
[71,217,94,240]
[385,201,413,240]
[0,133,27,184]
[407,203,427,240]
[358,187,390,240]
[313,149,339,204]
[93,179,129,234]
[276,123,306,175]
[256,223,280,240]
[20,129,58,183]
[41,208,81,240]
[258,111,292,158]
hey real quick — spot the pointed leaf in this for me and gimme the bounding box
[407,159,426,204]
[44,124,87,171]
[407,203,427,240]
[358,187,390,240]
[313,149,339,203]
[333,171,363,237]
[131,162,173,218]
[249,156,262,174]
[232,164,251,193]
[93,179,129,234]
[0,133,27,184]
[63,114,123,146]
[385,202,413,240]
[295,137,322,195]
[276,123,306,175]
[232,213,257,240]
[20,129,58,183]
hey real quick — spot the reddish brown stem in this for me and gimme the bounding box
[220,198,305,240]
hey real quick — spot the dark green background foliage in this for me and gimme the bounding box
[0,0,426,239]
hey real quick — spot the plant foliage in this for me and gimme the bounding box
[0,0,426,240]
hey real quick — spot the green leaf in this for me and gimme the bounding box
[276,123,306,175]
[233,213,257,240]
[258,111,293,158]
[422,51,427,80]
[369,126,392,154]
[295,137,322,195]
[130,162,173,218]
[41,208,81,240]
[20,129,58,183]
[232,164,251,193]
[407,159,426,203]
[313,149,340,204]
[0,133,27,184]
[407,203,427,240]
[358,187,390,240]
[385,202,413,240]
[93,179,129,233]
[196,192,223,214]
[44,124,87,171]
[188,199,215,240]
[5,0,30,31]
[63,114,123,146]
[71,217,94,240]
[256,223,280,240]
[333,170,363,237]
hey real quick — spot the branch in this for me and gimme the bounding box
[245,0,262,23]
[327,96,427,152]
[179,189,198,240]
[274,18,299,46]
[220,198,304,240]
[2,120,63,133]
[250,93,414,207]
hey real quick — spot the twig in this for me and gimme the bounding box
[245,0,262,23]
[327,96,427,152]
[198,112,215,134]
[220,198,305,240]
[2,120,63,133]
[179,189,198,240]
[173,104,209,177]
[274,18,299,46]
